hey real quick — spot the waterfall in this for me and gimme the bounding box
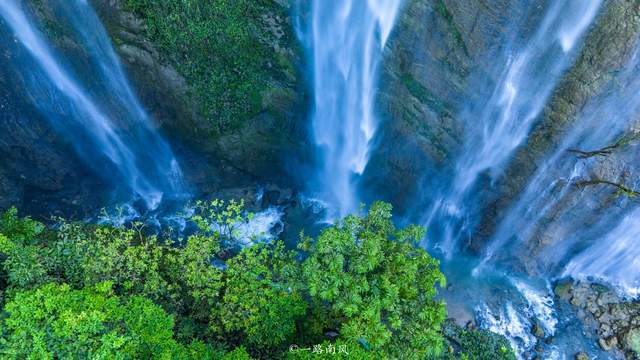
[563,209,640,296]
[482,42,640,286]
[303,0,402,218]
[0,0,185,209]
[423,0,602,257]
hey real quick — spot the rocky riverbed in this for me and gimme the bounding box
[555,279,640,359]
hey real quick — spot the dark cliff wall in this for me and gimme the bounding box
[92,0,310,192]
[0,0,311,215]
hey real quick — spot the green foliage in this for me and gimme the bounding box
[192,199,253,242]
[0,202,513,359]
[300,201,447,359]
[440,320,516,360]
[0,282,187,359]
[0,208,49,289]
[217,242,306,348]
[122,0,294,133]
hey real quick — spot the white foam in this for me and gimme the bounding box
[513,280,558,336]
[230,207,284,246]
[476,302,535,359]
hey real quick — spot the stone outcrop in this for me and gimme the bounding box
[475,0,640,252]
[91,0,309,189]
[0,4,107,217]
[366,0,537,210]
[364,0,640,258]
[556,280,640,358]
[0,0,309,215]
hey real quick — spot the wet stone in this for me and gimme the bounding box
[575,352,589,360]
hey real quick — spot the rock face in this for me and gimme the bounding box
[2,0,639,242]
[91,0,309,190]
[366,0,640,265]
[0,71,101,216]
[0,0,309,215]
[365,0,537,211]
[556,280,640,358]
[475,0,640,252]
[0,3,109,217]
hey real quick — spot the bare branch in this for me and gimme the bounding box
[568,132,640,159]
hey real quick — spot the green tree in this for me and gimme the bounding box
[0,202,515,359]
[0,282,190,359]
[300,202,447,359]
[217,241,307,348]
[0,208,49,289]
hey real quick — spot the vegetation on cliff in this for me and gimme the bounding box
[0,203,514,359]
[123,0,298,134]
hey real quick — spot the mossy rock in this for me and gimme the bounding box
[122,0,301,134]
[554,281,573,301]
[624,328,640,355]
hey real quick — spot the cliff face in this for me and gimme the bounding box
[91,0,309,191]
[0,0,309,215]
[365,0,528,209]
[476,0,640,254]
[2,0,639,242]
[0,68,101,215]
[0,2,108,216]
[367,0,640,265]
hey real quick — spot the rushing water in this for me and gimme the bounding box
[301,0,402,218]
[422,0,603,257]
[3,0,640,358]
[0,0,185,209]
[482,43,640,281]
[563,209,640,297]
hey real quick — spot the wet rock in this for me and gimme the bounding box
[555,280,573,301]
[474,0,640,255]
[557,279,640,358]
[532,322,545,339]
[366,0,515,209]
[0,38,105,217]
[92,0,307,190]
[599,337,617,351]
[623,328,640,355]
[575,352,589,360]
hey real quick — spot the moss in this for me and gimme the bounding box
[123,0,297,135]
[434,0,469,56]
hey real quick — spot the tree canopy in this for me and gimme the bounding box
[0,202,514,359]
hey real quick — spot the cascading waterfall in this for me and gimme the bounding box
[423,0,602,257]
[303,0,402,218]
[563,209,640,296]
[480,43,640,292]
[0,0,185,209]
